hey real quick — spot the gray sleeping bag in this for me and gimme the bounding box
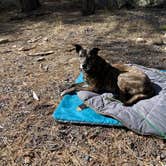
[77,65,166,138]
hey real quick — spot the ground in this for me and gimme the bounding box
[0,0,166,165]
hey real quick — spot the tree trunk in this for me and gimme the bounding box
[19,0,40,12]
[82,0,95,16]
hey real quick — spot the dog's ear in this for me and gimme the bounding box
[90,48,100,56]
[73,44,82,53]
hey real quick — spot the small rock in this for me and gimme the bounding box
[0,38,9,44]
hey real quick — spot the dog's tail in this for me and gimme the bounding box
[124,94,150,106]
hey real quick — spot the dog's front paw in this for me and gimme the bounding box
[60,87,76,96]
[60,90,68,96]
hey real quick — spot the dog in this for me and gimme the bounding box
[61,44,155,106]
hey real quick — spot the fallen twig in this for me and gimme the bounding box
[28,51,54,57]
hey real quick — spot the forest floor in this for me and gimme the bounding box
[0,0,166,165]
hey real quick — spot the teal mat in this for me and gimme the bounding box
[53,72,122,126]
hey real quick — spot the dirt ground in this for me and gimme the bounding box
[0,0,166,165]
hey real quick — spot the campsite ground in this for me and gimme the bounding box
[0,0,166,165]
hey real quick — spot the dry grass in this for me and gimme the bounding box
[0,1,166,165]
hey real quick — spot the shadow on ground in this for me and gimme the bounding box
[93,38,166,69]
[1,0,166,35]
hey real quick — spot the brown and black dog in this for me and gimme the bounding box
[61,44,155,106]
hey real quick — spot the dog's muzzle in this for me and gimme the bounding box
[83,67,91,74]
[82,64,87,69]
[82,64,89,71]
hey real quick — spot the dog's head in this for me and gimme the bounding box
[73,44,101,74]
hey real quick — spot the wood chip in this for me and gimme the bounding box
[36,57,46,61]
[1,50,12,54]
[28,51,54,57]
[43,65,49,71]
[32,91,39,101]
[18,46,35,51]
[0,38,9,44]
[0,125,4,129]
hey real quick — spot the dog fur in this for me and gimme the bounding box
[61,44,155,106]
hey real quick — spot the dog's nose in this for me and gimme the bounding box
[82,64,86,69]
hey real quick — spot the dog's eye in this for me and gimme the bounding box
[79,49,87,57]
